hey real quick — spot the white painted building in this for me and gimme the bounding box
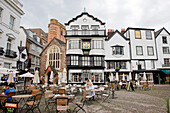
[105,30,131,81]
[155,27,170,84]
[124,27,157,84]
[65,12,106,84]
[0,0,24,76]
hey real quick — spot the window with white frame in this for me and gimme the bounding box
[151,60,155,69]
[36,57,40,65]
[147,46,154,55]
[136,46,143,55]
[164,58,170,66]
[112,46,124,55]
[81,25,89,35]
[91,25,99,35]
[48,46,60,69]
[94,56,102,66]
[72,73,81,82]
[9,15,15,30]
[6,38,12,50]
[31,55,35,63]
[81,56,90,66]
[135,30,141,39]
[163,47,169,54]
[146,31,152,39]
[4,63,11,69]
[92,40,103,49]
[71,56,78,65]
[162,36,167,44]
[69,40,81,49]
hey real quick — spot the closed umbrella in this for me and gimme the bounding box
[129,72,132,81]
[115,72,119,81]
[49,71,53,83]
[7,73,14,83]
[135,73,138,81]
[33,70,40,84]
[122,73,125,81]
[143,72,147,81]
[109,73,114,82]
[62,68,67,83]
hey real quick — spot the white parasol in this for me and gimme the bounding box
[135,73,138,81]
[143,72,147,81]
[33,70,40,83]
[109,73,114,82]
[122,73,125,81]
[62,68,67,83]
[115,72,119,81]
[19,72,34,78]
[7,73,14,83]
[129,72,132,81]
[49,71,53,83]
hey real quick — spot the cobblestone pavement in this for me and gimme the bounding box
[1,85,169,113]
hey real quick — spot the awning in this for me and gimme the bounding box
[160,69,170,74]
[69,69,82,73]
[6,33,16,39]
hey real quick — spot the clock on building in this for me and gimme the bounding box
[82,42,90,49]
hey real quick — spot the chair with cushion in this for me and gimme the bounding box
[55,96,70,113]
[7,92,15,102]
[72,91,86,113]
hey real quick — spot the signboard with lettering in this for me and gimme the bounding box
[5,102,18,113]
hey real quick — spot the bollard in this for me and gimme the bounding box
[167,98,169,113]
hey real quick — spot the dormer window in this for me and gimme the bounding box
[112,45,124,55]
[71,25,79,35]
[81,25,89,35]
[91,25,99,35]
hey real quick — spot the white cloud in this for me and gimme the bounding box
[20,0,170,32]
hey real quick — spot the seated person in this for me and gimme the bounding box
[5,83,15,101]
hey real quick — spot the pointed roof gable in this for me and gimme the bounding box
[106,30,129,41]
[65,12,105,25]
[155,27,170,38]
[40,37,66,56]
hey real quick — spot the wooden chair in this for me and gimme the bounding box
[44,91,55,112]
[25,93,42,113]
[55,96,70,113]
[101,87,111,103]
[32,89,40,95]
[7,92,15,101]
[0,95,7,111]
[58,88,66,94]
[72,91,86,113]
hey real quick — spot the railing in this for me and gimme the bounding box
[162,64,170,67]
[5,49,17,58]
[66,30,106,36]
[0,47,4,55]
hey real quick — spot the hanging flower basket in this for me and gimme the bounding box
[115,68,120,72]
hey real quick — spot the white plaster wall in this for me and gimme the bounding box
[156,29,170,69]
[129,30,157,60]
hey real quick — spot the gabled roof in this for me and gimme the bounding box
[40,37,66,56]
[65,12,105,25]
[45,65,58,76]
[18,46,26,53]
[155,27,170,38]
[123,27,155,35]
[106,30,129,41]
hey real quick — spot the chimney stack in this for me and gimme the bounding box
[121,28,126,34]
[107,29,114,39]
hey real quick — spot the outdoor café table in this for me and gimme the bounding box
[12,94,32,111]
[54,94,74,100]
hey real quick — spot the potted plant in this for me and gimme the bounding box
[115,67,120,72]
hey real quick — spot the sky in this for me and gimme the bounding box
[20,0,170,33]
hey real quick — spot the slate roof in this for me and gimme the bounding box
[155,27,170,38]
[40,37,66,56]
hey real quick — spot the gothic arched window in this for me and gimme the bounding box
[48,45,60,69]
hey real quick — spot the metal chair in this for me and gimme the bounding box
[72,91,87,113]
[102,87,111,103]
[25,93,42,113]
[44,91,55,112]
[0,95,7,111]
